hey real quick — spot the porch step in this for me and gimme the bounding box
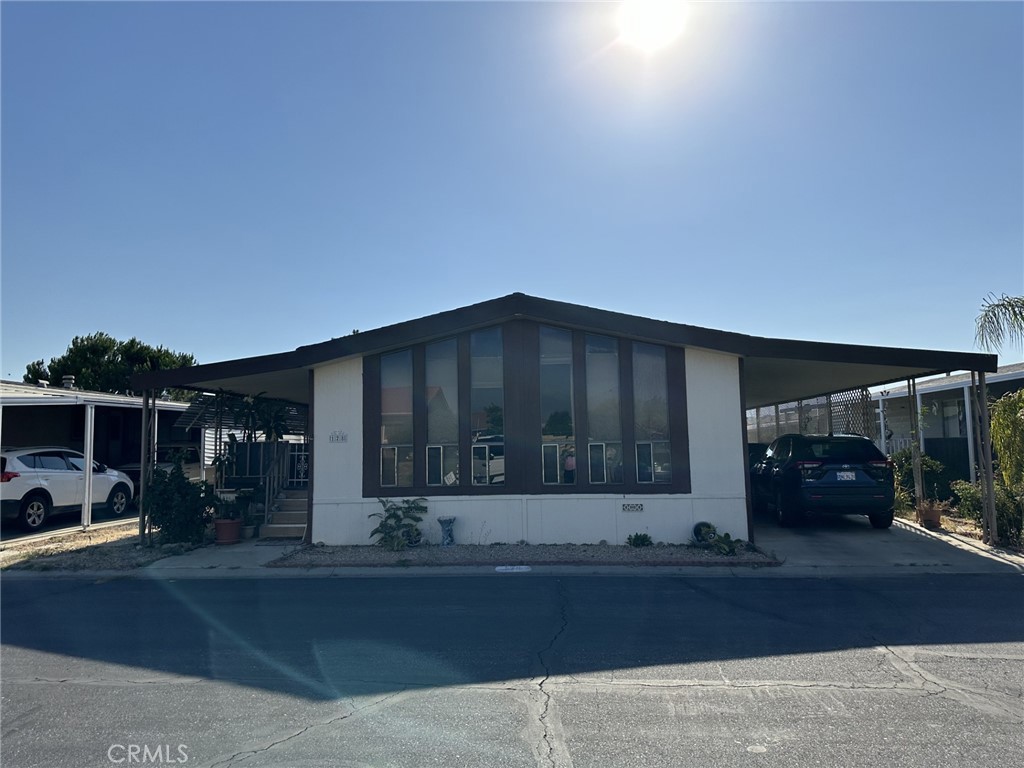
[258,489,308,539]
[275,498,308,513]
[270,510,307,526]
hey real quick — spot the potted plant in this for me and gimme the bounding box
[916,499,947,530]
[213,495,243,545]
[240,488,263,539]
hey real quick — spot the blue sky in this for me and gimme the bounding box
[2,0,1022,382]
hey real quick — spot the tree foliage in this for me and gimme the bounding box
[23,332,195,397]
[975,293,1024,352]
[989,390,1024,490]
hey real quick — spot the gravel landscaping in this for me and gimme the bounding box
[0,525,779,571]
[0,524,192,571]
[267,541,780,568]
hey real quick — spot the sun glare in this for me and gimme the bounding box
[616,0,689,55]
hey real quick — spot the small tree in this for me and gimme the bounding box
[975,293,1024,352]
[146,464,218,545]
[989,390,1024,489]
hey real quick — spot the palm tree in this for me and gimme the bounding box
[975,293,1024,352]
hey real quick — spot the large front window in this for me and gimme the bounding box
[633,342,671,484]
[365,322,688,496]
[471,327,504,486]
[586,335,622,484]
[426,339,459,486]
[380,349,413,487]
[540,326,575,485]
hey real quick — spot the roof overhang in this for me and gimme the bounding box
[131,293,998,409]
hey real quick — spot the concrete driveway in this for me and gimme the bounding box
[753,512,1024,576]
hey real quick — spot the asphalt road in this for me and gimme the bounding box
[3,572,1022,768]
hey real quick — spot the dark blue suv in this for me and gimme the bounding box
[752,434,895,529]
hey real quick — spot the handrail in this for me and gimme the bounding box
[261,443,286,527]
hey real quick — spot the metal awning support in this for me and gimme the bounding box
[81,404,95,530]
[139,390,156,545]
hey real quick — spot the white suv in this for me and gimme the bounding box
[1,447,135,532]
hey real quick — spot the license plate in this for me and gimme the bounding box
[836,471,856,481]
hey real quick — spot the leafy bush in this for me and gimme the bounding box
[626,532,653,547]
[990,390,1024,489]
[949,478,1023,547]
[146,464,218,544]
[995,484,1023,548]
[891,448,948,501]
[950,479,983,522]
[370,498,427,550]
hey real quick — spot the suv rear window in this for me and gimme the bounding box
[797,438,885,463]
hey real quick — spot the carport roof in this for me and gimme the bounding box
[131,293,997,409]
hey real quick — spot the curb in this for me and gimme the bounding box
[892,518,1024,570]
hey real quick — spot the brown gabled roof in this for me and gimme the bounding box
[132,293,998,409]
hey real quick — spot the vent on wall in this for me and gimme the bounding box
[622,503,644,513]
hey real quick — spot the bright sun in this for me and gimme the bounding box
[615,0,689,54]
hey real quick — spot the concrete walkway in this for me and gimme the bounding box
[753,514,1024,577]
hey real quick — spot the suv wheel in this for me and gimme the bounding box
[107,484,131,516]
[19,493,50,532]
[776,492,801,528]
[869,510,894,529]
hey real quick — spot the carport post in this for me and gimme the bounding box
[916,389,925,454]
[878,397,887,454]
[908,379,925,505]
[139,390,153,544]
[773,405,780,438]
[81,404,95,530]
[826,394,834,434]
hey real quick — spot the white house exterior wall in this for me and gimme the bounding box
[310,348,748,545]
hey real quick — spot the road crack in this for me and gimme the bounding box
[205,689,406,768]
[876,643,1023,723]
[532,578,571,768]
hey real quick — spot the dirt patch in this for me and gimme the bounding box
[0,524,190,571]
[268,542,780,568]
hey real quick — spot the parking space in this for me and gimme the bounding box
[753,512,1024,576]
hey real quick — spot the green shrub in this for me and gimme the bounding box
[995,483,1023,548]
[950,479,983,522]
[146,465,217,544]
[626,532,653,547]
[948,478,1023,547]
[892,448,946,501]
[370,498,427,550]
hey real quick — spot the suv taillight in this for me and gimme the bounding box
[1,471,19,483]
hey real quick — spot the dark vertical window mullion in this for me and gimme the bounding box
[505,321,534,493]
[666,346,690,493]
[412,345,427,489]
[363,355,382,496]
[619,338,637,492]
[457,334,472,488]
[572,330,589,492]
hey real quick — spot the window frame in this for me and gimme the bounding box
[363,321,691,497]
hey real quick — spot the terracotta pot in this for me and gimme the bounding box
[916,505,943,530]
[214,518,243,545]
